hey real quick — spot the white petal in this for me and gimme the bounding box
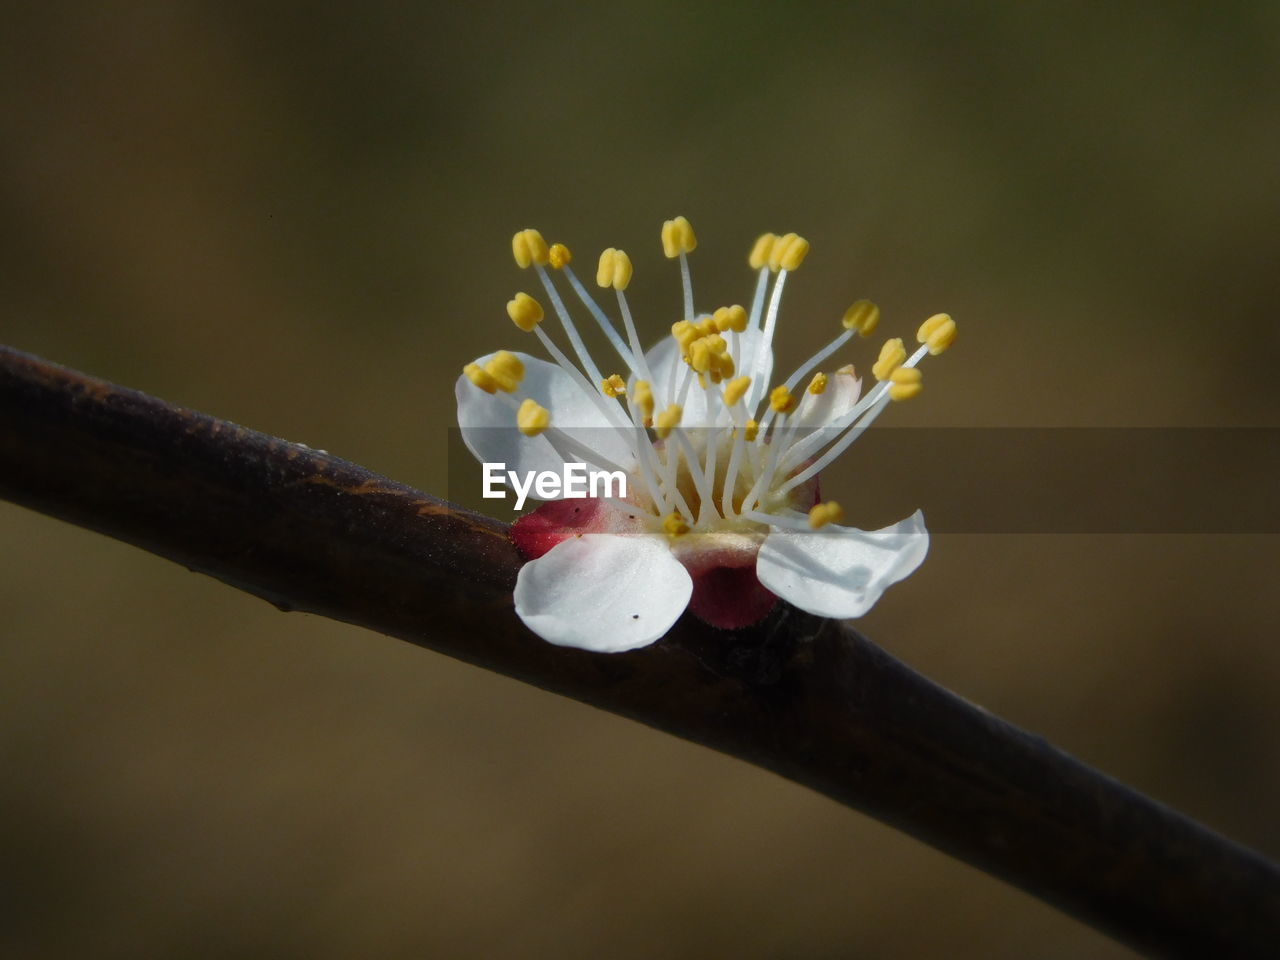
[638,328,774,428]
[755,510,928,619]
[456,352,636,484]
[514,534,693,652]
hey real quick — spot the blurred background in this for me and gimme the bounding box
[2,3,1277,957]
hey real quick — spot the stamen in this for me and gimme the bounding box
[506,292,544,332]
[843,299,880,336]
[512,229,550,269]
[614,286,657,385]
[769,385,797,414]
[661,216,697,258]
[597,248,634,291]
[485,350,524,393]
[872,337,907,381]
[632,380,655,426]
[663,512,690,537]
[534,264,606,387]
[808,372,828,395]
[888,366,923,401]
[463,363,500,394]
[809,501,844,529]
[723,376,751,408]
[517,398,550,437]
[558,261,639,373]
[917,312,957,354]
[748,233,776,271]
[662,216,698,322]
[602,374,627,398]
[655,405,683,440]
[549,243,572,269]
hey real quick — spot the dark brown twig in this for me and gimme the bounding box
[1,345,1276,957]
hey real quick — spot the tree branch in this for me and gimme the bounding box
[1,344,1276,957]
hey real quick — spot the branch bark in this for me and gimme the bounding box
[1,344,1276,957]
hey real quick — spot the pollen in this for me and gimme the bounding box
[809,501,845,529]
[596,248,633,291]
[671,319,698,354]
[744,419,759,442]
[888,366,923,401]
[808,371,829,395]
[713,304,748,333]
[507,292,544,332]
[842,299,880,336]
[662,512,690,537]
[517,398,551,436]
[749,233,777,270]
[485,350,525,393]
[872,337,907,381]
[770,384,797,414]
[917,312,956,355]
[512,228,550,269]
[463,362,500,394]
[768,232,810,272]
[661,216,697,258]
[601,373,626,398]
[632,380,655,423]
[655,404,683,439]
[549,243,572,269]
[723,376,751,406]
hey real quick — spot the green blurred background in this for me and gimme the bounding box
[2,3,1277,957]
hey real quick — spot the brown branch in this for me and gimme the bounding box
[1,344,1276,958]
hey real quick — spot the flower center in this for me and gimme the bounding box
[466,218,956,536]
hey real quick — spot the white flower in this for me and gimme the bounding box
[456,219,956,652]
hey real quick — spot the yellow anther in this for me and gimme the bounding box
[723,376,751,406]
[596,248,616,287]
[655,404,683,439]
[767,232,795,271]
[744,419,759,442]
[809,501,845,529]
[749,233,777,270]
[695,316,718,338]
[484,350,525,393]
[714,304,748,333]
[767,232,809,272]
[689,338,714,374]
[663,512,690,537]
[842,299,881,336]
[711,351,734,381]
[549,243,572,269]
[671,319,698,353]
[661,216,697,258]
[516,398,551,437]
[596,247,633,290]
[769,384,796,414]
[779,234,810,271]
[512,228,550,269]
[888,366,923,401]
[507,292,544,332]
[917,312,956,355]
[808,371,829,395]
[463,362,500,394]
[596,248,637,289]
[872,337,907,381]
[610,249,633,290]
[632,380,655,424]
[601,373,626,398]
